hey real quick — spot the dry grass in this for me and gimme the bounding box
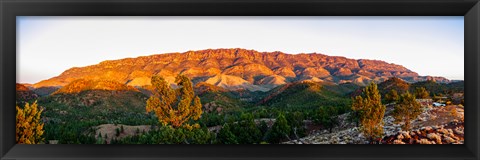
[93,124,155,143]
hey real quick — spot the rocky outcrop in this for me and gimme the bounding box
[33,48,450,92]
[283,104,464,144]
[381,122,464,144]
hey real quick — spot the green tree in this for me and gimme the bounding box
[285,111,306,138]
[231,113,262,144]
[385,89,400,103]
[146,75,203,128]
[216,123,238,144]
[16,101,45,144]
[316,106,339,133]
[265,113,291,143]
[392,92,422,131]
[349,95,364,127]
[351,82,386,143]
[414,87,430,99]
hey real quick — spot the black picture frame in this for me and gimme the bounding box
[1,0,479,160]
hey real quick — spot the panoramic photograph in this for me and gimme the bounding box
[16,16,464,144]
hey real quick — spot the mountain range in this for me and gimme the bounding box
[32,48,451,92]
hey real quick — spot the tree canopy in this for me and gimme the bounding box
[351,82,386,143]
[393,92,422,131]
[385,89,400,103]
[16,101,45,144]
[414,87,430,99]
[146,75,203,128]
[266,113,291,143]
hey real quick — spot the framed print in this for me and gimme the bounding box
[1,0,479,160]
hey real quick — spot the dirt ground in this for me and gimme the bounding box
[93,124,155,143]
[412,105,464,129]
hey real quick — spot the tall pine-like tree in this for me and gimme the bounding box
[351,82,386,143]
[146,75,203,128]
[393,92,422,131]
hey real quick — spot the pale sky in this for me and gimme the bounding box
[17,16,464,84]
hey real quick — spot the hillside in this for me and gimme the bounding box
[33,48,450,92]
[16,83,39,104]
[38,87,154,143]
[352,77,464,101]
[260,81,353,110]
[38,79,147,117]
[53,79,139,95]
[40,80,146,110]
[377,77,410,95]
[194,82,247,113]
[21,48,463,145]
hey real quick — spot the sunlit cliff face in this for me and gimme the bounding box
[32,48,451,92]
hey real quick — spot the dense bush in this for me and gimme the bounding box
[230,113,262,144]
[285,111,306,138]
[315,106,339,133]
[111,126,214,144]
[215,123,238,144]
[265,113,290,143]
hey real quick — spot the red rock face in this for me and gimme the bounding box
[32,48,450,91]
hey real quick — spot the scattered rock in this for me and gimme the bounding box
[393,139,405,144]
[284,104,464,144]
[397,134,404,140]
[419,139,432,144]
[444,136,456,143]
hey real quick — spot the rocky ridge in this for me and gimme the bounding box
[33,48,450,92]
